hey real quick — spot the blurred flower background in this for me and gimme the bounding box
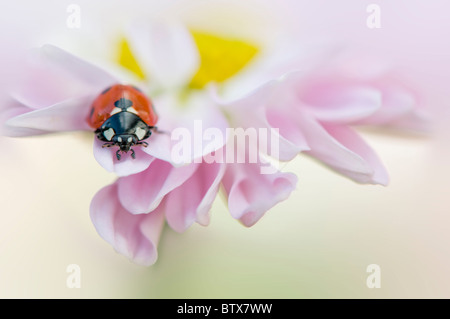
[0,0,449,298]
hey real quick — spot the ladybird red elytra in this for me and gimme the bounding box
[86,84,158,160]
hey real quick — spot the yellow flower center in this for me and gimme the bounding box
[188,31,258,89]
[117,38,145,80]
[117,30,259,89]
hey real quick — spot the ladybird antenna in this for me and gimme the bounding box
[102,143,114,148]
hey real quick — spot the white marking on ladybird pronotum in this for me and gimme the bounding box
[110,107,122,116]
[127,107,139,115]
[103,128,115,141]
[135,127,146,140]
[117,136,123,142]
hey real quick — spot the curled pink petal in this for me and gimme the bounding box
[93,138,155,177]
[264,107,310,160]
[117,159,198,214]
[299,110,388,185]
[322,123,389,185]
[90,183,165,266]
[165,161,226,232]
[222,159,298,227]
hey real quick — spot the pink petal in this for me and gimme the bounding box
[219,80,310,161]
[356,84,430,131]
[264,107,310,160]
[5,95,94,133]
[92,138,155,177]
[0,102,49,137]
[300,81,382,123]
[12,44,117,110]
[317,50,393,82]
[222,159,298,227]
[300,110,389,185]
[323,123,389,185]
[386,108,432,132]
[140,125,174,163]
[117,159,199,214]
[288,53,429,133]
[90,183,165,266]
[371,87,415,123]
[165,162,226,232]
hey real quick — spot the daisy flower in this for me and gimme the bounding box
[0,1,429,265]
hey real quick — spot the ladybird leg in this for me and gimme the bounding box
[102,143,114,148]
[138,141,148,148]
[130,149,136,159]
[116,150,122,161]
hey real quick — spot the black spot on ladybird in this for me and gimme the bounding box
[114,98,133,111]
[101,86,112,94]
[89,106,95,118]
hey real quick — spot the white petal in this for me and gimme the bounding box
[38,44,117,90]
[142,92,229,165]
[125,20,200,89]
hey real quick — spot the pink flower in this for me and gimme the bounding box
[0,3,431,266]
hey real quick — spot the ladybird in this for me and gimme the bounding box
[86,84,158,160]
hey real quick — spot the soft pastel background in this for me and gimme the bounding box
[1,0,449,298]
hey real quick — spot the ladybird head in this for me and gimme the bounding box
[113,134,137,153]
[110,134,143,160]
[100,131,149,160]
